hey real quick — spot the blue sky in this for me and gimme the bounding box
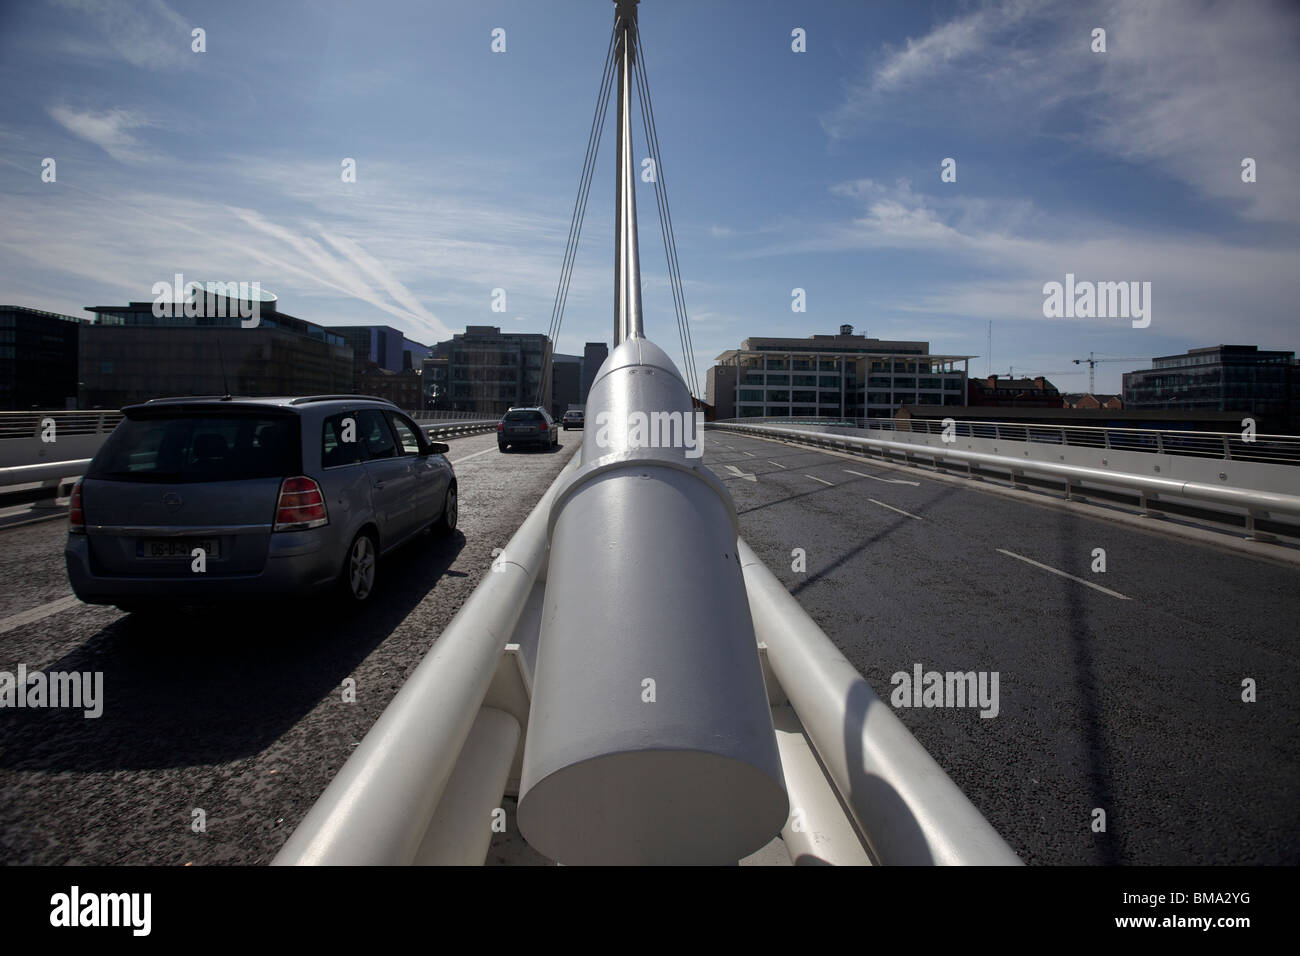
[1,0,1297,394]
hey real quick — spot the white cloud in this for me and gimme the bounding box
[824,0,1300,224]
[47,106,155,163]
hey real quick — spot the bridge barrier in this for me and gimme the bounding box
[273,454,575,865]
[723,416,1300,466]
[275,416,1022,865]
[423,419,498,441]
[714,422,1300,538]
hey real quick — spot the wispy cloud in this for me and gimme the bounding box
[46,106,156,163]
[49,0,195,71]
[824,0,1300,224]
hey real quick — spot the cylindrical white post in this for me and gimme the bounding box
[517,338,787,864]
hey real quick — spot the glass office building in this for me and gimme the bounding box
[1123,345,1299,434]
[82,293,353,408]
[0,305,85,410]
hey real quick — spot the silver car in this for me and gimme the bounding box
[65,395,458,609]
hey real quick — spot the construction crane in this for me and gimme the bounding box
[1071,352,1148,392]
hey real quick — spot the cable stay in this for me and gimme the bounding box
[538,1,701,405]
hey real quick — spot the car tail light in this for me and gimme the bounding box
[539,421,548,431]
[497,422,504,432]
[68,479,85,534]
[273,476,328,531]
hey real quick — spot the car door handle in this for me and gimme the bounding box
[373,481,385,489]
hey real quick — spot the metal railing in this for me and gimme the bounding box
[0,410,123,439]
[422,420,498,440]
[718,416,1300,466]
[713,422,1300,539]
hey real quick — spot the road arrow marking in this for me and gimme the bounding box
[724,464,758,482]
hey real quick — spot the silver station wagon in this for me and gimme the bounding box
[65,395,458,610]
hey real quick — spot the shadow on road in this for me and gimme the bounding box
[0,530,467,773]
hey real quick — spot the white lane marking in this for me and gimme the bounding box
[0,594,87,636]
[805,474,834,486]
[844,468,920,486]
[724,464,758,482]
[995,548,1131,600]
[743,452,756,457]
[868,498,923,520]
[451,447,496,465]
[767,460,786,468]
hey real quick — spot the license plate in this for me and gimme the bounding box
[140,538,220,560]
[511,427,533,435]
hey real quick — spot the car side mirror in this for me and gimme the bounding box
[427,441,450,455]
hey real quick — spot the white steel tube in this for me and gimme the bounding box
[273,458,577,866]
[738,537,1022,866]
[412,706,521,866]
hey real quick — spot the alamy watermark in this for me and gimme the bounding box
[1042,273,1151,328]
[890,663,999,718]
[151,275,263,328]
[0,664,103,718]
[592,410,705,459]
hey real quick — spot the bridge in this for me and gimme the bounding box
[0,414,1296,865]
[1,0,1296,866]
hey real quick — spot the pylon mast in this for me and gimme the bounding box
[613,0,643,346]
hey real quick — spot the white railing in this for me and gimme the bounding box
[713,421,1300,539]
[718,416,1300,466]
[0,410,123,440]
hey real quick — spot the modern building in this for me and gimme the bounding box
[708,326,972,420]
[0,305,86,410]
[430,325,551,416]
[330,324,432,373]
[1123,345,1299,434]
[551,353,582,417]
[581,341,609,402]
[82,288,353,408]
[967,374,1063,408]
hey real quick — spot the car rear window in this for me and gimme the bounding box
[504,410,543,422]
[88,412,301,483]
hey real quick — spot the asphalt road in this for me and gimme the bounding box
[2,424,1295,866]
[0,432,578,865]
[705,430,1300,865]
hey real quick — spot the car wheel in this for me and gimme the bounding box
[432,484,457,537]
[340,530,378,603]
[499,442,508,452]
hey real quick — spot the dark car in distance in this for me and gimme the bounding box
[497,407,558,452]
[65,395,458,610]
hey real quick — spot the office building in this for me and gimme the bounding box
[330,325,432,373]
[0,305,85,410]
[551,353,582,416]
[581,341,609,402]
[1123,345,1299,434]
[430,325,551,416]
[82,288,352,408]
[708,326,972,420]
